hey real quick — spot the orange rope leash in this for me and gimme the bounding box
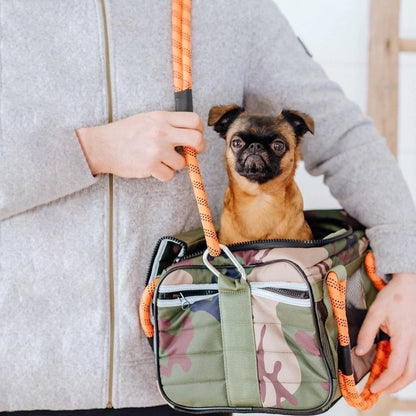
[326,253,391,410]
[181,0,192,91]
[139,277,160,338]
[139,1,221,340]
[171,0,221,257]
[171,0,183,93]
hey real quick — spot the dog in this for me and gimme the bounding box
[208,104,314,245]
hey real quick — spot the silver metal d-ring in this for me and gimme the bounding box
[202,244,247,280]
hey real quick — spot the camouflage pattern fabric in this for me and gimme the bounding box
[150,211,378,414]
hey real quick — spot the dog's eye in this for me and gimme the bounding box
[231,137,243,149]
[272,140,286,154]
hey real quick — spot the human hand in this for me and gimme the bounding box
[75,111,205,181]
[356,272,416,394]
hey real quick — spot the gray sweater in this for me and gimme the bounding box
[1,0,415,411]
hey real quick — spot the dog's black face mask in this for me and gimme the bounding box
[208,104,314,185]
[230,131,288,184]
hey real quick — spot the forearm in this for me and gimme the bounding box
[1,128,97,221]
[313,124,416,278]
[1,110,206,221]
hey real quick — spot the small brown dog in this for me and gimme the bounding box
[208,104,314,245]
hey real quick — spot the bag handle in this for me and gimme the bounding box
[172,0,221,258]
[326,252,391,410]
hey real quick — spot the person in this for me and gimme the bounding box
[1,0,415,415]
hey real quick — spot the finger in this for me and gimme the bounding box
[163,111,204,132]
[383,354,416,394]
[356,307,383,356]
[151,163,175,182]
[370,335,410,393]
[170,127,205,153]
[161,149,186,171]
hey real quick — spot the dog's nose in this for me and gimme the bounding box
[248,142,264,152]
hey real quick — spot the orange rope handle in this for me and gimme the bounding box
[364,251,386,291]
[326,268,391,410]
[337,340,391,411]
[139,277,160,338]
[171,0,221,257]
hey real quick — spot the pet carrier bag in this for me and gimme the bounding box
[140,210,390,414]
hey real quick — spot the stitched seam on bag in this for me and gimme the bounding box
[163,379,226,386]
[159,351,223,357]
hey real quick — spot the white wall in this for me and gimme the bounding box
[280,0,369,211]
[276,0,416,210]
[398,0,416,204]
[240,1,416,416]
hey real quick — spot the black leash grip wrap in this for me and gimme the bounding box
[174,89,193,112]
[338,344,353,376]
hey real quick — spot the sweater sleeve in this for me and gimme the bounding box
[244,0,416,279]
[0,1,106,220]
[0,128,99,220]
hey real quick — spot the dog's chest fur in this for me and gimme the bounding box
[220,179,310,244]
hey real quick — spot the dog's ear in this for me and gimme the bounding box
[281,110,315,138]
[208,104,246,138]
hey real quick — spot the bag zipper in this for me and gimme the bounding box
[176,224,353,263]
[251,287,311,307]
[158,283,218,299]
[147,236,188,285]
[157,283,219,307]
[156,281,311,308]
[145,218,354,285]
[157,293,219,308]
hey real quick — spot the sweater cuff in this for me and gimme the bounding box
[365,224,416,281]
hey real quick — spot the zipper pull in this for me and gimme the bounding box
[179,293,190,310]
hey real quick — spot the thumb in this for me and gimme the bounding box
[356,306,383,356]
